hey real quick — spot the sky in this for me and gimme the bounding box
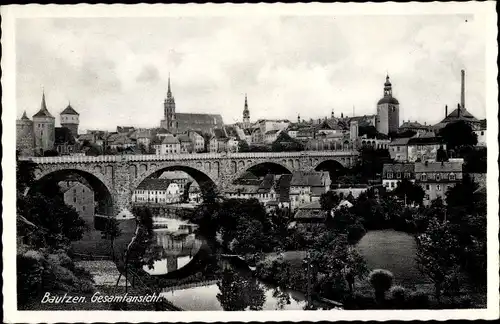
[16,14,486,132]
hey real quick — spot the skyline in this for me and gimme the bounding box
[16,15,486,132]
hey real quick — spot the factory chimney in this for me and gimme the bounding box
[461,69,465,109]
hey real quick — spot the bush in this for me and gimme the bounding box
[388,285,407,309]
[369,269,394,302]
[407,290,430,309]
[343,292,377,310]
[347,223,366,244]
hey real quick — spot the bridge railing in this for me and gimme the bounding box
[20,150,359,164]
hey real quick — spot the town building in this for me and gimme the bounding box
[16,111,34,156]
[60,103,80,136]
[187,130,206,152]
[132,178,182,204]
[209,128,228,153]
[33,92,56,154]
[59,181,95,226]
[382,163,415,191]
[360,135,390,150]
[414,160,463,206]
[293,200,325,230]
[289,171,331,211]
[153,136,181,155]
[160,76,224,134]
[54,127,79,155]
[376,75,400,135]
[398,120,430,135]
[264,129,282,144]
[159,171,192,198]
[177,134,193,154]
[107,133,136,151]
[188,182,202,204]
[407,135,446,162]
[389,137,411,161]
[473,120,487,146]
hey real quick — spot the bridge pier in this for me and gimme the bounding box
[113,160,133,219]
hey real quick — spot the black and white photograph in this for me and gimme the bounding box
[2,2,498,322]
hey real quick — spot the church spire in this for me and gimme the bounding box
[384,74,393,97]
[167,73,172,97]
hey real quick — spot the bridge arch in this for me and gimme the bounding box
[29,168,114,217]
[230,160,293,184]
[131,163,218,199]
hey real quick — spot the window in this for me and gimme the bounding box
[437,184,441,191]
[397,146,400,152]
[396,172,401,179]
[426,184,430,190]
[436,174,441,181]
[421,173,427,181]
[481,131,484,136]
[82,206,85,211]
[387,172,393,179]
[73,197,76,203]
[404,172,411,178]
[449,173,456,181]
[391,182,395,188]
[425,194,430,200]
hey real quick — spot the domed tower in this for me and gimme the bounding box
[161,75,176,131]
[32,91,55,155]
[376,74,400,135]
[242,94,250,129]
[60,102,79,136]
[16,111,34,156]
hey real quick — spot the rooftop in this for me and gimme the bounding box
[60,104,79,116]
[136,178,176,190]
[383,163,415,174]
[415,161,463,173]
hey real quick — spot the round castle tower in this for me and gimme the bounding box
[16,111,34,156]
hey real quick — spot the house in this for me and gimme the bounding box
[398,120,430,135]
[289,171,331,211]
[473,121,487,146]
[294,200,326,230]
[132,178,182,204]
[210,128,228,153]
[188,182,202,204]
[107,133,136,151]
[187,130,206,152]
[415,160,463,206]
[54,127,79,155]
[389,137,411,161]
[177,134,193,154]
[407,136,446,162]
[159,171,192,198]
[264,129,282,144]
[135,129,154,151]
[382,163,415,191]
[153,136,180,155]
[59,181,95,226]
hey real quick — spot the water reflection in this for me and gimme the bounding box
[142,223,203,275]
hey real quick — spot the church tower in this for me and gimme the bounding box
[161,75,176,131]
[242,94,250,129]
[376,74,400,135]
[33,91,55,155]
[60,102,80,136]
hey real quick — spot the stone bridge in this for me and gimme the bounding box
[22,151,358,218]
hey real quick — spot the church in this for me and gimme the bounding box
[160,77,224,134]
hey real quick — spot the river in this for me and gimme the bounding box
[137,218,338,311]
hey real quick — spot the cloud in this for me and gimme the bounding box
[16,15,487,132]
[136,64,160,84]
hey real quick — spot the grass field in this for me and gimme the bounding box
[356,229,429,287]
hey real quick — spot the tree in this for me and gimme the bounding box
[216,268,265,311]
[344,247,369,294]
[101,217,122,261]
[238,140,250,152]
[271,132,304,152]
[393,179,425,206]
[439,120,478,150]
[368,269,394,304]
[416,219,460,303]
[319,191,341,213]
